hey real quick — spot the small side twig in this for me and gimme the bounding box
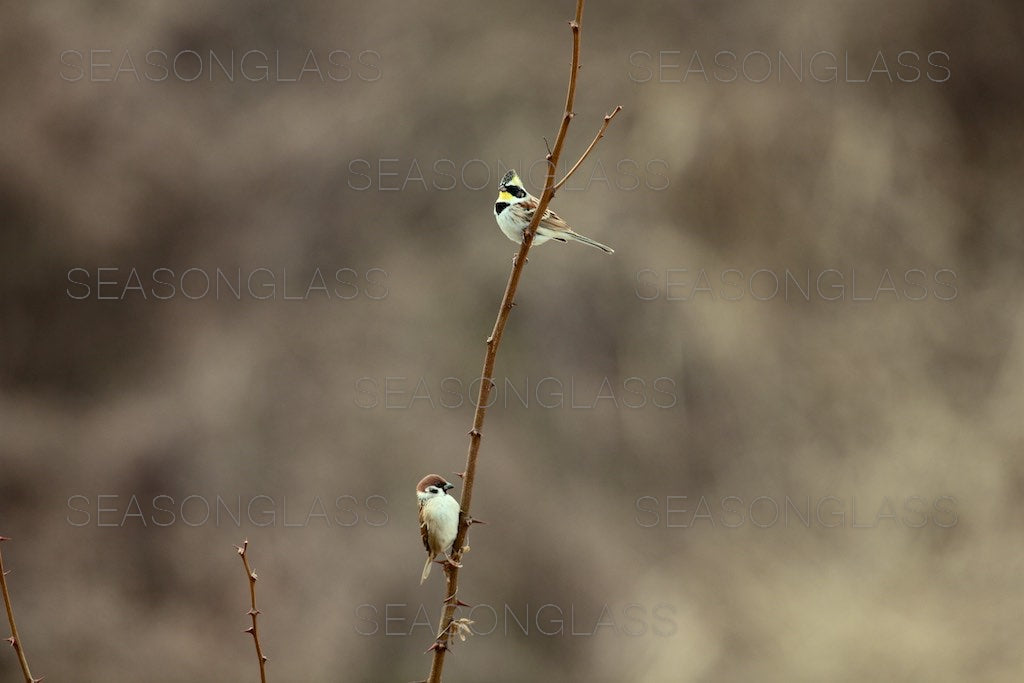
[552,105,623,192]
[236,539,268,683]
[0,537,40,683]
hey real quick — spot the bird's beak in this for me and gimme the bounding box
[444,483,455,491]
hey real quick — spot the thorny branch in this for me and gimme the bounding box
[422,1,621,681]
[236,539,268,683]
[0,537,40,683]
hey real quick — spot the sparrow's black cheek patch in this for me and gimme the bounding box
[508,185,527,199]
[495,201,510,214]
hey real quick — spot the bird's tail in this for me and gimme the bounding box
[421,555,433,584]
[566,230,614,254]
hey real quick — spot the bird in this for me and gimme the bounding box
[416,474,461,584]
[493,169,614,254]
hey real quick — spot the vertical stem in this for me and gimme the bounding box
[237,540,268,683]
[424,3,587,682]
[0,537,38,683]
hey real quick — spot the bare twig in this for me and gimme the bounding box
[552,106,623,192]
[0,537,40,683]
[236,539,268,683]
[423,1,620,681]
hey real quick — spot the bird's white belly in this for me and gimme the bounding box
[423,495,460,553]
[496,209,552,245]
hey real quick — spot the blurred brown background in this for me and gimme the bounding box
[1,1,1022,681]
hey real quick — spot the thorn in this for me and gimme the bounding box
[569,20,579,29]
[453,471,466,479]
[424,641,447,655]
[469,517,488,525]
[248,609,261,617]
[455,599,472,608]
[261,656,268,663]
[244,627,255,634]
[6,636,15,646]
[468,429,481,438]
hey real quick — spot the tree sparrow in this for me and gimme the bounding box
[416,474,461,584]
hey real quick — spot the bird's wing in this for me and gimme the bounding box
[418,503,431,552]
[540,207,572,232]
